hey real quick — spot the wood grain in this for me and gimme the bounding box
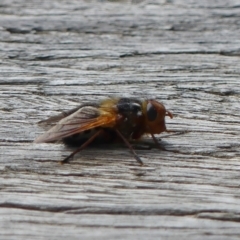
[0,0,240,239]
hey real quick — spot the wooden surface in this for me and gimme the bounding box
[1,0,240,239]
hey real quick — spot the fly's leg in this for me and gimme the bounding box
[61,129,103,164]
[115,129,143,165]
[150,133,166,151]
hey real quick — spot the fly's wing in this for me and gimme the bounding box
[37,106,84,130]
[34,105,117,143]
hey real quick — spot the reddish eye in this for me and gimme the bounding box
[146,102,157,121]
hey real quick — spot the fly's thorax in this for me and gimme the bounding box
[113,98,145,139]
[116,98,143,117]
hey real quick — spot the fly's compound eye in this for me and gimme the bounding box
[146,102,158,121]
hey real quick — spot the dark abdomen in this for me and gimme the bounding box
[63,128,119,147]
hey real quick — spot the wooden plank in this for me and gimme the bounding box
[0,0,240,239]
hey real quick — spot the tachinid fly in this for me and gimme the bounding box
[34,98,173,165]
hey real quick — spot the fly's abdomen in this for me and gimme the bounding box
[63,127,119,146]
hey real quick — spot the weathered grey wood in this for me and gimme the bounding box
[0,0,240,239]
